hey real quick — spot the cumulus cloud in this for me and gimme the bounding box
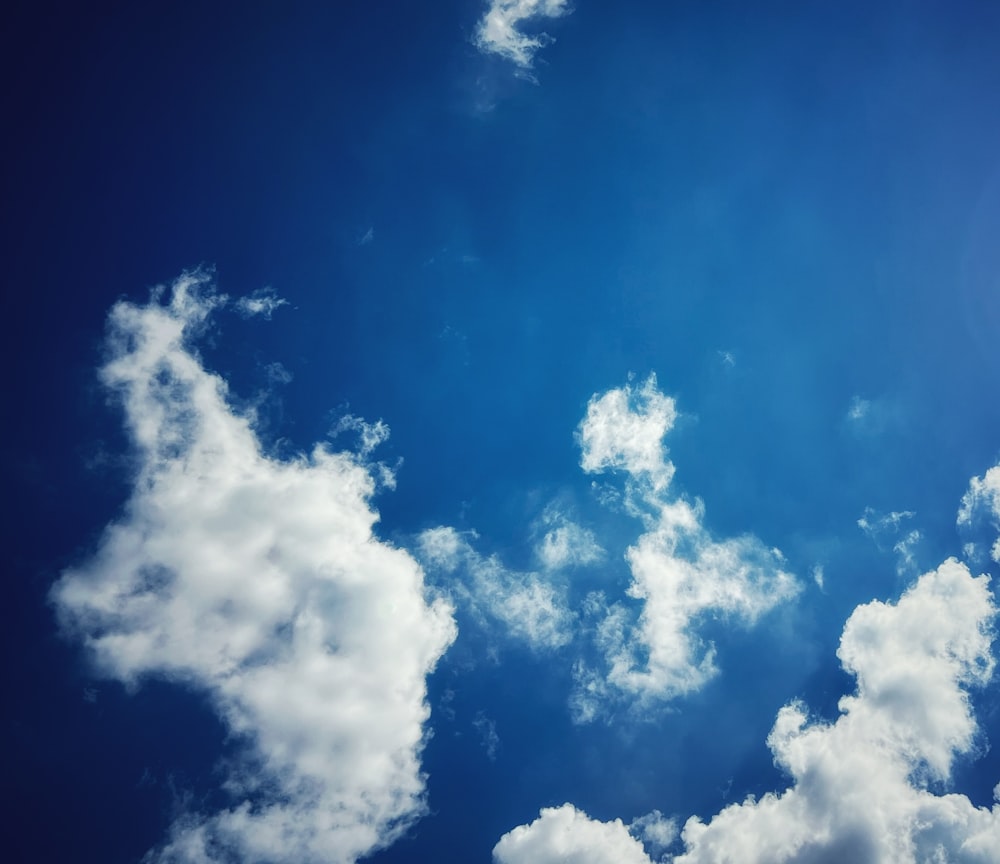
[494,804,653,864]
[474,0,571,71]
[504,559,1000,864]
[574,375,799,714]
[234,286,288,319]
[419,526,575,650]
[673,558,1000,863]
[959,463,1000,562]
[51,272,457,864]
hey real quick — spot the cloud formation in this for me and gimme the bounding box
[535,506,604,571]
[51,272,457,864]
[574,375,799,715]
[474,0,570,71]
[419,526,575,650]
[494,804,652,864]
[498,558,1000,863]
[959,463,1000,562]
[234,286,288,319]
[858,507,923,576]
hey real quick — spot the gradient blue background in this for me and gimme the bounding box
[5,2,1000,861]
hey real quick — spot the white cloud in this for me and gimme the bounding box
[419,526,575,650]
[500,559,1000,863]
[535,506,604,571]
[858,508,922,575]
[494,804,653,864]
[672,558,1000,863]
[51,272,457,864]
[858,507,915,541]
[330,412,391,458]
[959,464,1000,562]
[234,286,288,319]
[812,565,825,590]
[575,376,799,713]
[579,373,677,494]
[474,0,571,72]
[629,809,679,859]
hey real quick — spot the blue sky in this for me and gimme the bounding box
[6,1,1000,862]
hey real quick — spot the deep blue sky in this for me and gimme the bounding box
[5,2,1000,862]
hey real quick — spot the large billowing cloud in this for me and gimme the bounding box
[574,375,799,715]
[496,558,1000,863]
[51,272,457,864]
[474,0,571,70]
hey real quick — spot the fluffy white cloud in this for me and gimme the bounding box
[494,804,653,864]
[578,373,677,494]
[673,558,1000,863]
[575,376,799,713]
[959,464,1000,562]
[505,559,1000,864]
[51,272,457,864]
[419,526,575,650]
[474,0,571,71]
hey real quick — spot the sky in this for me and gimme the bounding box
[5,1,1000,862]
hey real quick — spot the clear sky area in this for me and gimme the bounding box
[5,2,1000,862]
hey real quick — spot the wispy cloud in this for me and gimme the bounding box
[858,507,922,575]
[534,505,604,571]
[329,412,391,458]
[419,526,575,650]
[474,0,571,72]
[498,558,1000,863]
[847,394,871,422]
[234,286,288,319]
[573,375,799,716]
[51,272,456,864]
[959,463,1000,562]
[844,393,903,437]
[473,711,501,761]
